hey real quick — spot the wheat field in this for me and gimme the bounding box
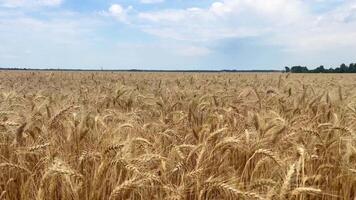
[0,71,355,200]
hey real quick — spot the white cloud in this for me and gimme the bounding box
[140,0,164,4]
[0,0,63,7]
[108,4,132,23]
[1,0,356,67]
[0,10,112,68]
[210,2,233,16]
[39,0,61,6]
[132,0,356,54]
[109,4,124,16]
[137,0,308,41]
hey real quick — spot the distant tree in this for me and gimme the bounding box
[291,66,309,73]
[285,63,356,73]
[349,63,356,73]
[340,63,348,73]
[314,65,325,73]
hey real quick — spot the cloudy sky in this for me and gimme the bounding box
[0,0,355,70]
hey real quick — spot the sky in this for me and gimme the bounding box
[0,0,356,70]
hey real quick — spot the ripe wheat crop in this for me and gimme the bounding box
[0,71,356,199]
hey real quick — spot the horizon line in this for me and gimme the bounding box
[0,67,283,73]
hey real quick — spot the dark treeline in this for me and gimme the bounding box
[285,63,356,73]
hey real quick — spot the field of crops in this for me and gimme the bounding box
[0,71,355,200]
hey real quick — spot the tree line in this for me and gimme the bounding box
[285,63,356,73]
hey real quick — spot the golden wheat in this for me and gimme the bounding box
[0,71,355,199]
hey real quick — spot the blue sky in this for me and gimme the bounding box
[0,0,355,70]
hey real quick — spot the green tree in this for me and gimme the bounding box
[349,63,356,73]
[291,66,309,73]
[340,63,348,73]
[314,65,325,73]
